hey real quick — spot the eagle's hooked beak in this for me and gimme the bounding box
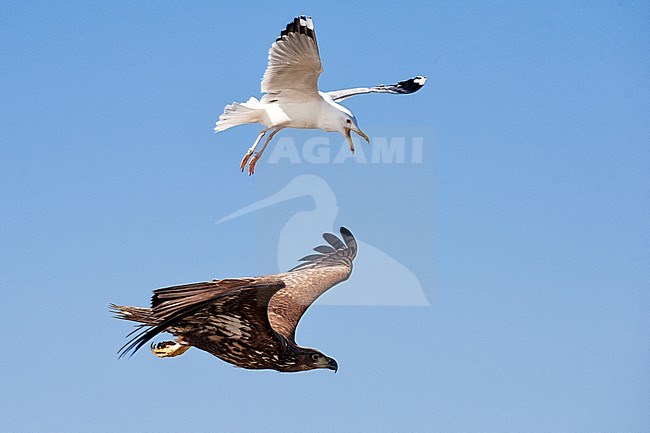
[344,127,370,154]
[327,357,338,373]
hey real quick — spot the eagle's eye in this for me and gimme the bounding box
[311,353,320,362]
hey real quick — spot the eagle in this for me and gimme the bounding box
[110,227,357,373]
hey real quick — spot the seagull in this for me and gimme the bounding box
[214,16,427,174]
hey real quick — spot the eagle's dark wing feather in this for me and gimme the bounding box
[269,227,357,341]
[118,278,285,358]
[289,227,357,272]
[313,245,336,254]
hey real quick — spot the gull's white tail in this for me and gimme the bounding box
[214,97,264,132]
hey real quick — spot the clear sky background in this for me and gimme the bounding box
[1,1,648,432]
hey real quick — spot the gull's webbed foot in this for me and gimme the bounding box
[240,149,253,172]
[247,154,260,175]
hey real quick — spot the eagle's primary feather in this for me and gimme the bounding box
[110,227,357,372]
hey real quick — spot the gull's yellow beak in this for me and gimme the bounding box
[344,128,370,153]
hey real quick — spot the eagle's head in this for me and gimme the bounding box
[295,349,338,373]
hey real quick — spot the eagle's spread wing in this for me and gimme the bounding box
[325,76,427,102]
[268,227,357,341]
[289,227,357,272]
[261,16,322,102]
[117,277,285,358]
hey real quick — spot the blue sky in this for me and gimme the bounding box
[1,1,648,432]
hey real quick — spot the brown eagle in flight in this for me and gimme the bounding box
[110,227,357,373]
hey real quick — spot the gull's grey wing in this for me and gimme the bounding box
[117,277,285,358]
[268,227,357,341]
[261,16,323,102]
[325,76,427,102]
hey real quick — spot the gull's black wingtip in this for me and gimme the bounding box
[278,16,316,43]
[397,76,427,94]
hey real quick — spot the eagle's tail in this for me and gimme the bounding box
[109,303,157,326]
[214,97,264,132]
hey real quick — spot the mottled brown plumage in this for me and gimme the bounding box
[110,227,356,372]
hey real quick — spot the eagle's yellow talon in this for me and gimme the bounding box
[150,340,190,358]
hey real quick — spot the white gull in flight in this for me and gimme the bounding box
[214,16,427,174]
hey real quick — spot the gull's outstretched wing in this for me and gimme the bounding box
[325,76,427,102]
[268,227,357,342]
[261,16,323,102]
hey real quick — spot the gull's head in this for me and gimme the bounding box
[336,108,369,154]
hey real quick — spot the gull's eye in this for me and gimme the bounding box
[346,119,352,124]
[311,354,320,361]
